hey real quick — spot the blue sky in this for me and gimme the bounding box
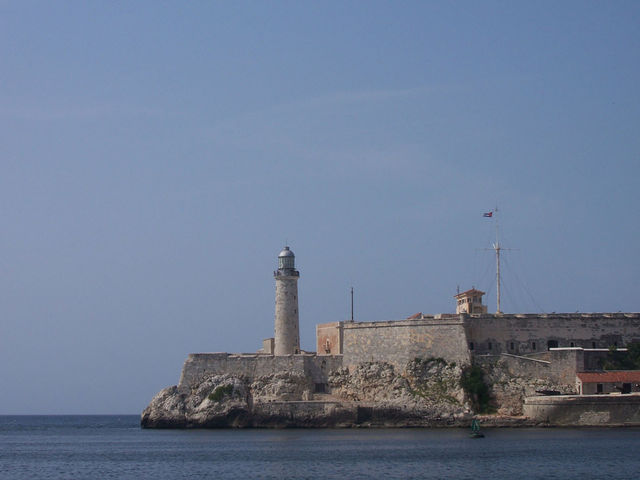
[1,1,639,413]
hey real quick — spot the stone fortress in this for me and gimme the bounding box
[142,247,640,428]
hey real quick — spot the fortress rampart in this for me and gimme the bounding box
[178,353,343,390]
[475,349,585,386]
[464,312,640,355]
[523,394,640,426]
[179,313,639,392]
[340,316,471,367]
[317,312,639,370]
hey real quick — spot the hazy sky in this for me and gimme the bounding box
[1,1,639,414]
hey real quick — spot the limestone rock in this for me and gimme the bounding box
[481,357,576,415]
[141,376,252,428]
[250,372,312,402]
[327,358,471,424]
[140,386,188,428]
[141,358,497,428]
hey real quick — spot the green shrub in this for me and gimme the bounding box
[413,357,447,366]
[208,384,234,402]
[460,365,492,413]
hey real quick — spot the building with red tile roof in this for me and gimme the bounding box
[576,371,640,395]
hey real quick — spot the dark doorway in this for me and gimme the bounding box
[547,340,558,349]
[314,383,327,394]
[622,383,632,394]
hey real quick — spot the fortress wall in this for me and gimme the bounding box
[465,313,640,355]
[179,353,305,389]
[178,353,343,390]
[523,394,640,426]
[303,355,344,384]
[341,319,471,368]
[475,349,583,387]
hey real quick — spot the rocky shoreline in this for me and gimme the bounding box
[141,358,556,429]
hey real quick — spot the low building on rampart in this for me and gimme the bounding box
[455,288,488,314]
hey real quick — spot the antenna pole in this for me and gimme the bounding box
[350,286,354,322]
[481,206,513,314]
[494,206,501,314]
[495,242,501,314]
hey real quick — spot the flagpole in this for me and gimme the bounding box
[494,207,501,314]
[495,240,501,314]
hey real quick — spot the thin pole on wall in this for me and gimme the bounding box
[494,206,502,314]
[350,286,354,322]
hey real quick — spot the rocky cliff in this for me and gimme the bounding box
[479,356,576,416]
[141,358,476,428]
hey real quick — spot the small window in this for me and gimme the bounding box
[532,342,536,351]
[592,342,596,349]
[510,342,514,351]
[570,342,575,347]
[469,342,474,351]
[488,342,492,350]
[597,383,603,393]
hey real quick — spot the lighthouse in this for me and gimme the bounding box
[274,246,300,355]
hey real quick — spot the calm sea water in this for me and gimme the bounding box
[1,415,639,479]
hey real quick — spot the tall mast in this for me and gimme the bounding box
[494,207,502,314]
[482,207,511,314]
[494,241,502,314]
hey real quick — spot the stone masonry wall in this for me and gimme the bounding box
[341,317,471,368]
[474,350,584,415]
[465,313,640,355]
[178,353,343,390]
[524,394,640,426]
[475,349,584,387]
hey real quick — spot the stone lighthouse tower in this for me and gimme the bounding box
[274,246,300,355]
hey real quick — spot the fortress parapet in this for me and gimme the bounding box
[315,311,639,369]
[463,312,640,356]
[177,352,342,391]
[317,315,471,367]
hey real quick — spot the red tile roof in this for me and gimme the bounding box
[577,371,640,383]
[454,288,485,298]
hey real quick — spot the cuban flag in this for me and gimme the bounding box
[483,212,493,217]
